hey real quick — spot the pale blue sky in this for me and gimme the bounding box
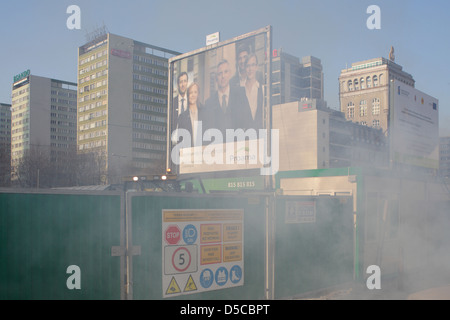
[1,0,449,135]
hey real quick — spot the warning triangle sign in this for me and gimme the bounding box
[184,275,197,292]
[166,277,181,295]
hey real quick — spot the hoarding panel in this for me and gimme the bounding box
[167,26,272,177]
[391,81,439,169]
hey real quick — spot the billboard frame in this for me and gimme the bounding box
[166,25,273,189]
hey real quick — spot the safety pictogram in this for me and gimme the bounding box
[183,275,197,292]
[165,276,181,295]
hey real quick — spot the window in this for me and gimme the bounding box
[354,78,359,90]
[360,77,365,89]
[347,102,355,119]
[348,80,353,91]
[360,100,367,117]
[366,76,372,88]
[372,119,380,128]
[373,75,378,87]
[372,98,380,115]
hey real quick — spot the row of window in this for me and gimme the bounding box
[11,133,29,142]
[133,55,168,68]
[79,109,108,122]
[51,90,77,99]
[79,129,107,141]
[133,151,165,160]
[132,122,166,132]
[78,90,107,103]
[12,95,29,106]
[79,100,107,113]
[50,135,76,142]
[79,49,108,66]
[50,120,76,127]
[51,113,77,120]
[132,112,166,123]
[132,132,166,142]
[78,139,107,150]
[79,119,107,132]
[133,83,167,96]
[345,74,383,91]
[133,93,166,105]
[132,141,165,151]
[79,69,108,85]
[133,74,168,87]
[79,59,108,75]
[133,103,166,114]
[347,98,381,118]
[80,80,107,94]
[12,87,30,99]
[133,64,168,77]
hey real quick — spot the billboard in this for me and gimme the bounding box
[166,26,276,178]
[390,81,439,169]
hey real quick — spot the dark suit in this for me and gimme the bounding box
[205,86,253,137]
[172,94,188,127]
[176,104,214,146]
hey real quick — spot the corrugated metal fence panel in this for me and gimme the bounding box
[274,196,354,298]
[0,191,122,300]
[130,193,267,300]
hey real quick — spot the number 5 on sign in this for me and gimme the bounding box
[164,245,198,275]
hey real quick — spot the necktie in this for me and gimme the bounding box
[181,98,185,112]
[222,95,227,111]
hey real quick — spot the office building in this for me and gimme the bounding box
[77,32,180,183]
[0,103,11,186]
[339,53,415,134]
[272,99,387,172]
[272,49,324,105]
[10,71,77,184]
[340,52,439,173]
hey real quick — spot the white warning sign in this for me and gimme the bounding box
[162,209,244,298]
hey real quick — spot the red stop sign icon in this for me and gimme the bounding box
[165,225,181,245]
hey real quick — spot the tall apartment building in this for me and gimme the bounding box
[339,54,415,134]
[77,33,180,183]
[10,71,77,185]
[0,103,11,186]
[272,49,324,105]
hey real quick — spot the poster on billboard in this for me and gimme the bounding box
[391,81,439,169]
[166,26,275,178]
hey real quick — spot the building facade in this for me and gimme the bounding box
[77,33,180,183]
[10,71,77,185]
[339,56,415,134]
[272,49,324,106]
[0,103,11,186]
[272,99,387,172]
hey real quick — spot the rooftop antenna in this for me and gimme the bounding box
[85,22,109,43]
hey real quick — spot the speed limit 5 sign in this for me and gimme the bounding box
[164,245,198,275]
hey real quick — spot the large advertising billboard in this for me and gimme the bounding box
[390,81,439,169]
[166,26,276,178]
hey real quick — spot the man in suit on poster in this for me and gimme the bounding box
[205,59,253,137]
[173,72,189,124]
